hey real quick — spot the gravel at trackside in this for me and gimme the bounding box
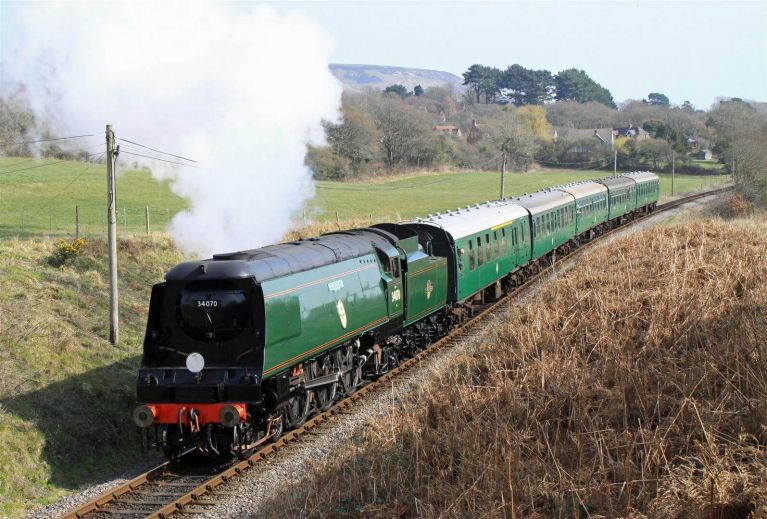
[26,459,162,519]
[31,193,721,519]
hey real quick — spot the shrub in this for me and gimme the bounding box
[48,238,86,267]
[724,194,754,217]
[305,146,355,180]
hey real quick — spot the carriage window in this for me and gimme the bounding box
[477,237,484,265]
[494,231,500,256]
[501,228,507,253]
[468,241,475,271]
[485,234,491,259]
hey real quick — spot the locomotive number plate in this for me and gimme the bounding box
[196,300,219,308]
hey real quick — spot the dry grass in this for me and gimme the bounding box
[283,217,389,242]
[263,217,767,519]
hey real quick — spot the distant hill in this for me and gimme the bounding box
[330,64,464,93]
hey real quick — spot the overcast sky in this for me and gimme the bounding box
[273,0,767,109]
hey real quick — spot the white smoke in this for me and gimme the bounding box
[2,2,341,256]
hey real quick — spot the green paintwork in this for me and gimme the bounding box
[260,254,389,378]
[531,202,577,260]
[574,192,609,234]
[607,184,637,219]
[635,179,660,208]
[403,256,448,325]
[392,234,448,324]
[454,218,531,301]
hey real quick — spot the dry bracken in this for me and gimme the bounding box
[263,217,767,519]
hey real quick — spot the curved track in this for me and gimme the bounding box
[60,186,730,519]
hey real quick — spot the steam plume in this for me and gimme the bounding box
[2,2,341,257]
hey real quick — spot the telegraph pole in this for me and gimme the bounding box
[613,150,617,176]
[106,125,119,345]
[671,151,675,197]
[500,151,507,199]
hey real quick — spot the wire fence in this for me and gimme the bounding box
[0,205,179,240]
[0,205,394,241]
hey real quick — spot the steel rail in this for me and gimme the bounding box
[60,185,731,519]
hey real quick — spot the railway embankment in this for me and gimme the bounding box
[259,213,767,518]
[0,237,180,517]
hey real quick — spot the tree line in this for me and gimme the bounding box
[307,79,730,181]
[462,64,616,108]
[706,98,767,205]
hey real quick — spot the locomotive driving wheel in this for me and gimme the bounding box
[311,357,338,412]
[314,382,337,412]
[341,364,361,396]
[286,389,310,428]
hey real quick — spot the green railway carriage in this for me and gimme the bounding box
[597,176,637,220]
[623,171,660,208]
[556,181,609,235]
[405,201,531,302]
[512,190,577,261]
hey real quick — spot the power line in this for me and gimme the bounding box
[0,159,71,176]
[0,147,108,177]
[58,153,105,194]
[0,134,94,147]
[119,149,199,168]
[119,137,197,163]
[463,153,504,170]
[0,143,106,171]
[533,156,613,166]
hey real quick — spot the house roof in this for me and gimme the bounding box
[614,125,650,136]
[555,127,613,143]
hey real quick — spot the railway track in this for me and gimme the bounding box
[61,186,731,519]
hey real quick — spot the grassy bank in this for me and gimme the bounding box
[0,237,181,517]
[261,216,767,518]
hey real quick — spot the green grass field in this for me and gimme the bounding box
[0,157,730,238]
[312,169,729,222]
[0,157,187,238]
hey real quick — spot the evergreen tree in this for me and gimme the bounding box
[554,69,616,108]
